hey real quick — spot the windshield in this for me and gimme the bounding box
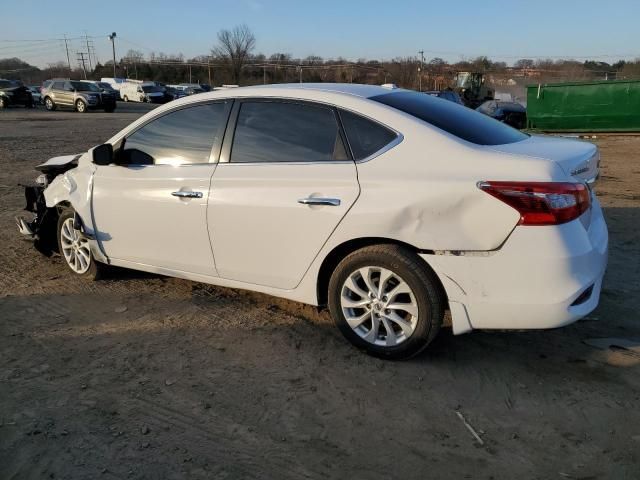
[142,85,162,93]
[371,90,528,146]
[71,81,99,92]
[455,73,471,88]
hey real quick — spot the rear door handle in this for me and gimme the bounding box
[172,191,203,199]
[298,197,341,206]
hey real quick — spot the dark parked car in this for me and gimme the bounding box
[425,90,464,105]
[83,81,120,100]
[476,100,526,129]
[42,79,116,113]
[163,86,187,101]
[0,79,34,109]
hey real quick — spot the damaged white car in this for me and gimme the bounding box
[17,84,608,359]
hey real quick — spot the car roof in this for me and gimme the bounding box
[250,83,398,98]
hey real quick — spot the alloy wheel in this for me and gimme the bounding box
[340,266,419,346]
[59,217,91,274]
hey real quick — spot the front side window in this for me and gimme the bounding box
[230,101,348,163]
[371,90,528,146]
[120,102,229,166]
[339,110,397,160]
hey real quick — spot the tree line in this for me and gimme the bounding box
[2,24,639,89]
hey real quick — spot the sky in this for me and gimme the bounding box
[1,0,638,68]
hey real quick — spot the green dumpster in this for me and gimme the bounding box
[526,79,640,132]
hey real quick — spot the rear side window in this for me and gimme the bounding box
[121,102,229,165]
[339,110,397,160]
[52,81,65,90]
[230,101,348,163]
[371,91,527,145]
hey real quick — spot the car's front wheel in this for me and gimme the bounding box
[57,209,103,280]
[328,245,444,359]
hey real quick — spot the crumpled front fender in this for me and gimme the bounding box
[44,153,96,236]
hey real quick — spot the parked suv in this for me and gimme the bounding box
[82,80,121,100]
[0,79,34,109]
[42,80,116,113]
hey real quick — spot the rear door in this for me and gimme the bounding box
[208,99,360,289]
[49,81,68,105]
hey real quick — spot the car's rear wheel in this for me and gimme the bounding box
[57,209,103,280]
[44,97,56,111]
[0,96,7,109]
[328,245,444,359]
[123,95,129,102]
[75,99,87,113]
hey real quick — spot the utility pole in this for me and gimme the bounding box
[189,64,192,83]
[207,58,212,86]
[84,32,93,71]
[108,32,117,77]
[63,35,72,73]
[77,52,88,79]
[418,50,425,92]
[263,65,266,84]
[298,65,302,83]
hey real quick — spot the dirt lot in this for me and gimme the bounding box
[1,105,639,480]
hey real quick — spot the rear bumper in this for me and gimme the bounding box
[424,197,608,333]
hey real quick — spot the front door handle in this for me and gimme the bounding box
[172,191,203,199]
[298,197,341,206]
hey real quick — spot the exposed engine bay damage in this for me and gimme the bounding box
[15,153,98,257]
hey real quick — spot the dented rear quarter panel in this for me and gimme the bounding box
[327,124,566,252]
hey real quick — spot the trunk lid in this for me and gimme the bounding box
[487,134,599,183]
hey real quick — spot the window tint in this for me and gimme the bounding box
[231,101,347,163]
[121,102,228,166]
[339,110,397,160]
[371,91,528,146]
[52,81,65,90]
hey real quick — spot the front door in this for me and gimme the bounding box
[208,99,360,290]
[92,100,232,276]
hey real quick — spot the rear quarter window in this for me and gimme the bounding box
[371,91,528,146]
[339,109,397,160]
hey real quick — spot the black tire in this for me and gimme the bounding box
[0,96,7,109]
[44,97,56,111]
[75,99,87,113]
[328,244,445,360]
[56,208,105,280]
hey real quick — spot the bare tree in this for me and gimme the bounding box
[213,24,256,84]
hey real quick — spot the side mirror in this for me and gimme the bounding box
[92,143,114,166]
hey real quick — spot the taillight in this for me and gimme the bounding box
[478,181,590,226]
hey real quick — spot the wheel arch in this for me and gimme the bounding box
[315,237,445,307]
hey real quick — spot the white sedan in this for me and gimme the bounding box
[17,84,608,359]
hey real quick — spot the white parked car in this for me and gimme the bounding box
[16,84,608,359]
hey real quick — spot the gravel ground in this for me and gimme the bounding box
[1,104,639,479]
